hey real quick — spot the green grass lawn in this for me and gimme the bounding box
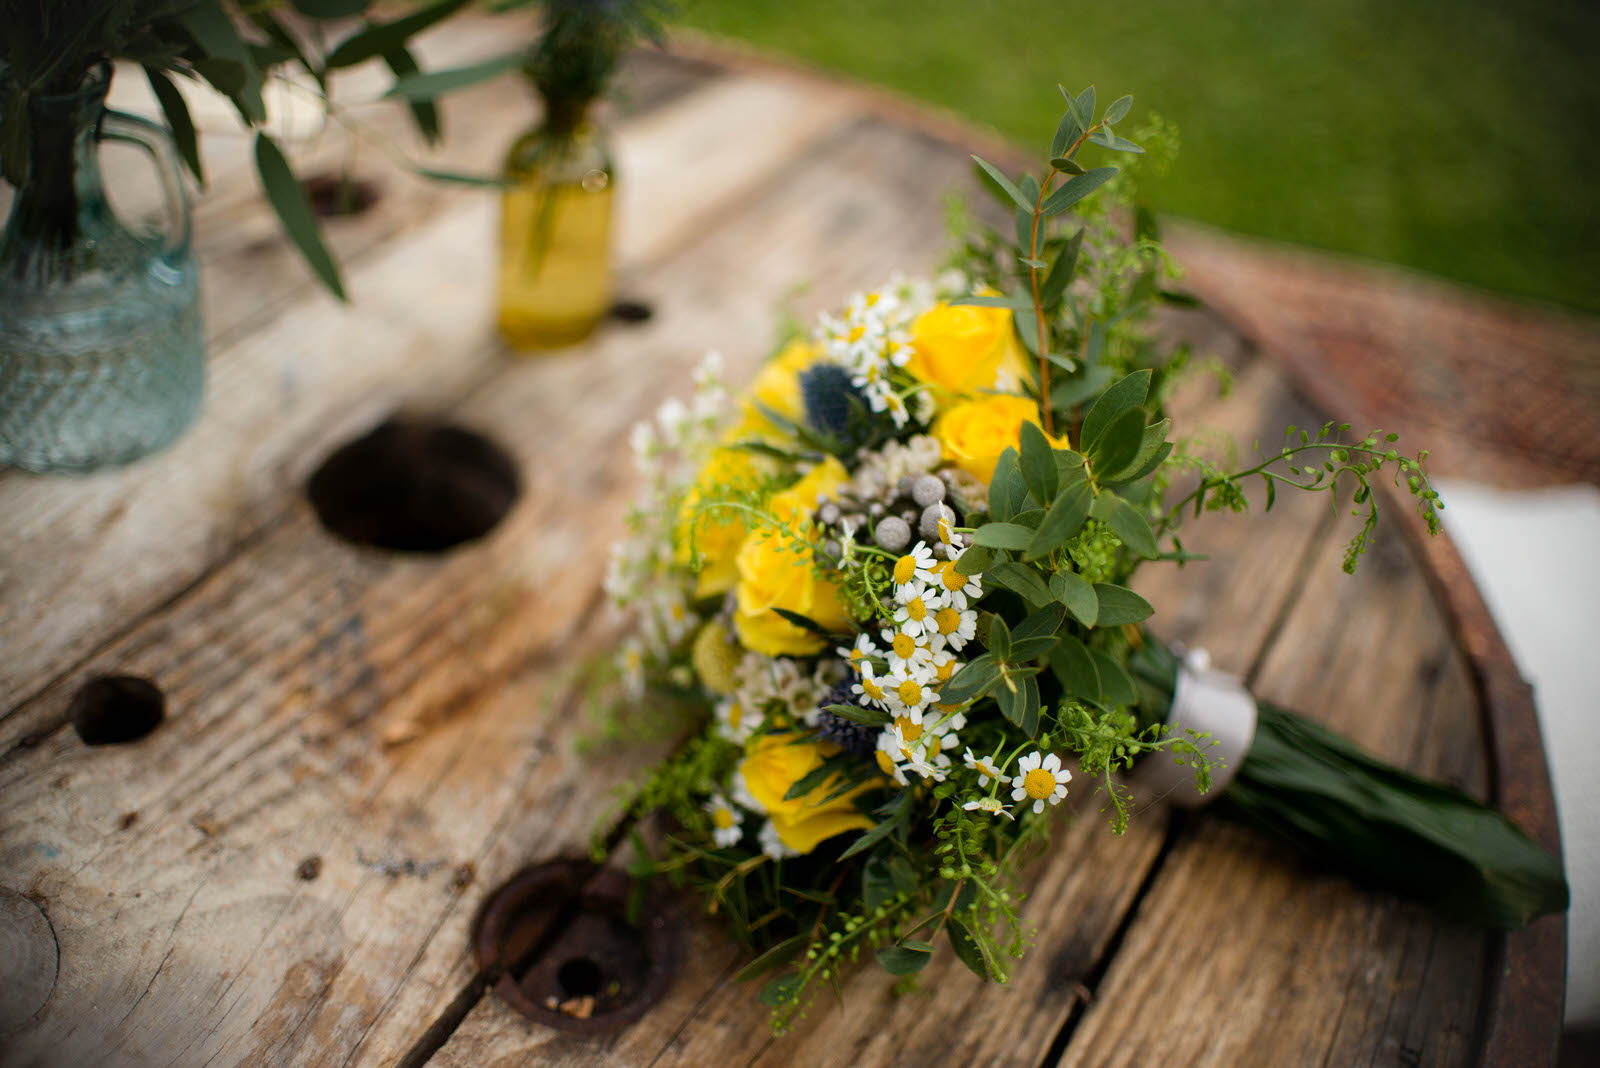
[675,0,1600,314]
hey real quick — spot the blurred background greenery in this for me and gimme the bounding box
[674,0,1600,314]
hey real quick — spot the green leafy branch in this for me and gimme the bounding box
[1159,422,1441,572]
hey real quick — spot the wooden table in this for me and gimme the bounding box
[0,21,1566,1067]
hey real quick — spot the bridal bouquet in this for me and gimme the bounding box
[596,87,1567,1030]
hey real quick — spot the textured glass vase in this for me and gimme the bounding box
[496,116,614,351]
[0,64,205,473]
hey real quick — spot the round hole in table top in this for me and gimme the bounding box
[307,418,521,554]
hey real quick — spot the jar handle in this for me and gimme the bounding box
[98,110,192,259]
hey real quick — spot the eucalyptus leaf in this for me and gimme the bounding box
[1081,369,1152,450]
[385,51,525,102]
[1039,229,1084,306]
[144,67,202,184]
[971,523,1035,552]
[947,918,990,980]
[1025,479,1092,560]
[1104,94,1133,124]
[955,545,994,576]
[254,132,345,299]
[734,934,810,983]
[938,655,1000,705]
[1050,570,1098,626]
[1050,635,1100,700]
[824,703,891,727]
[324,0,472,70]
[291,0,372,14]
[1091,493,1160,559]
[1087,407,1145,478]
[1092,583,1154,625]
[971,155,1032,211]
[1040,167,1116,217]
[1018,421,1058,504]
[1012,604,1066,643]
[986,562,1054,608]
[1088,649,1138,706]
[382,46,440,145]
[877,942,934,976]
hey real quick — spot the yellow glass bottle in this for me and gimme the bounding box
[496,119,614,350]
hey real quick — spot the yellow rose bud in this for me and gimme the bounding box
[933,394,1068,483]
[739,735,876,854]
[732,457,852,656]
[907,299,1029,396]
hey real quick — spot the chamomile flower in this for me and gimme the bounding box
[882,665,936,719]
[1011,751,1072,814]
[715,697,755,744]
[882,627,935,675]
[618,638,646,700]
[884,392,910,427]
[874,732,911,786]
[930,557,983,610]
[892,582,941,637]
[963,796,1015,820]
[927,648,959,690]
[929,603,978,651]
[963,748,1007,784]
[888,719,954,782]
[837,632,878,669]
[759,820,797,860]
[851,661,891,710]
[704,794,743,847]
[890,542,938,587]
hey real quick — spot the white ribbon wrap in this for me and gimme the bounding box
[1136,648,1257,809]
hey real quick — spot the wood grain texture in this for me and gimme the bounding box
[0,57,850,715]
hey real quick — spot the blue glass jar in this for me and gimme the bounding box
[0,64,204,472]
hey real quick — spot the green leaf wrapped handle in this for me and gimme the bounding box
[1127,639,1569,930]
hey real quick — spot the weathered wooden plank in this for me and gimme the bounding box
[1057,519,1489,1067]
[0,110,981,1068]
[0,66,853,716]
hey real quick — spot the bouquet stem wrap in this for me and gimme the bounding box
[1127,638,1569,930]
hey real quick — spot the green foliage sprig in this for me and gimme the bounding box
[0,0,491,298]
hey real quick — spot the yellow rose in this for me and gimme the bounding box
[676,447,764,598]
[933,394,1068,483]
[907,299,1030,396]
[739,735,875,854]
[733,457,851,656]
[728,338,820,440]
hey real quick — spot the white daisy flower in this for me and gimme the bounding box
[889,542,938,587]
[874,731,911,786]
[963,748,1008,784]
[618,638,646,700]
[837,632,879,670]
[892,583,941,637]
[963,796,1015,820]
[758,820,797,859]
[930,558,983,610]
[929,602,978,652]
[715,697,755,744]
[1011,751,1072,815]
[705,794,743,847]
[851,661,891,710]
[884,392,910,427]
[926,647,959,692]
[881,627,936,676]
[882,666,936,719]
